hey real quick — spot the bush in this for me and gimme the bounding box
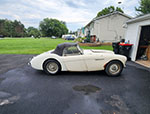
[75,37,86,43]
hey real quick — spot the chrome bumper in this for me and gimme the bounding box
[28,57,34,66]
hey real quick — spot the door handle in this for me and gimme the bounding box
[95,58,104,61]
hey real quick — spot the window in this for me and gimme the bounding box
[63,46,81,56]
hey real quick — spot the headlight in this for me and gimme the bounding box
[28,56,34,66]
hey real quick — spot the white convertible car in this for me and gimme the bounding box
[30,43,127,76]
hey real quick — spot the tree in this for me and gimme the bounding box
[0,19,12,37]
[96,6,124,17]
[0,19,26,37]
[135,0,150,15]
[116,7,124,13]
[27,27,41,38]
[39,18,68,37]
[12,20,26,37]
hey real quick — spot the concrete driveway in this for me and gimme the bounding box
[0,54,150,114]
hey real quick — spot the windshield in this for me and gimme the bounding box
[62,44,83,56]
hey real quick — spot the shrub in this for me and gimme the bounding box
[75,37,86,43]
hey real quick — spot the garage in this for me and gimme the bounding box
[125,14,150,67]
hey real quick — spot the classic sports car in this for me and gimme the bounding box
[30,43,127,76]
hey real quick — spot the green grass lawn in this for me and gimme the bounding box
[0,38,113,54]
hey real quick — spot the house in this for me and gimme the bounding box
[84,12,132,42]
[125,14,150,63]
[77,27,85,38]
[84,21,94,37]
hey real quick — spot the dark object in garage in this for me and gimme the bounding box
[136,25,150,60]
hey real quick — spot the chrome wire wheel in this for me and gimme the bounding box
[109,63,121,75]
[46,62,59,74]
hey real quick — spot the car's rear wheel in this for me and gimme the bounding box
[43,60,61,75]
[105,61,123,76]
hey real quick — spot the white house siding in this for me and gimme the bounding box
[84,27,89,36]
[125,19,150,61]
[84,26,90,37]
[93,13,130,42]
[89,22,94,35]
[77,28,85,38]
[84,22,94,36]
[77,29,81,38]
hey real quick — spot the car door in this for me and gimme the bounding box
[62,46,87,71]
[83,53,105,71]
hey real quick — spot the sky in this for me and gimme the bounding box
[0,0,139,31]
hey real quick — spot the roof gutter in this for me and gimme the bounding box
[126,14,150,24]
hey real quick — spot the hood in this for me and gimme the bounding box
[83,49,114,55]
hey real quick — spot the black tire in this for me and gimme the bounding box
[105,61,123,76]
[43,60,61,75]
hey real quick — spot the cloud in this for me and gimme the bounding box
[0,0,139,31]
[65,0,86,8]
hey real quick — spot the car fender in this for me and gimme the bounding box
[30,52,67,71]
[102,54,127,70]
[42,55,67,71]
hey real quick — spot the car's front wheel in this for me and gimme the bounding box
[105,61,123,76]
[43,60,61,75]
